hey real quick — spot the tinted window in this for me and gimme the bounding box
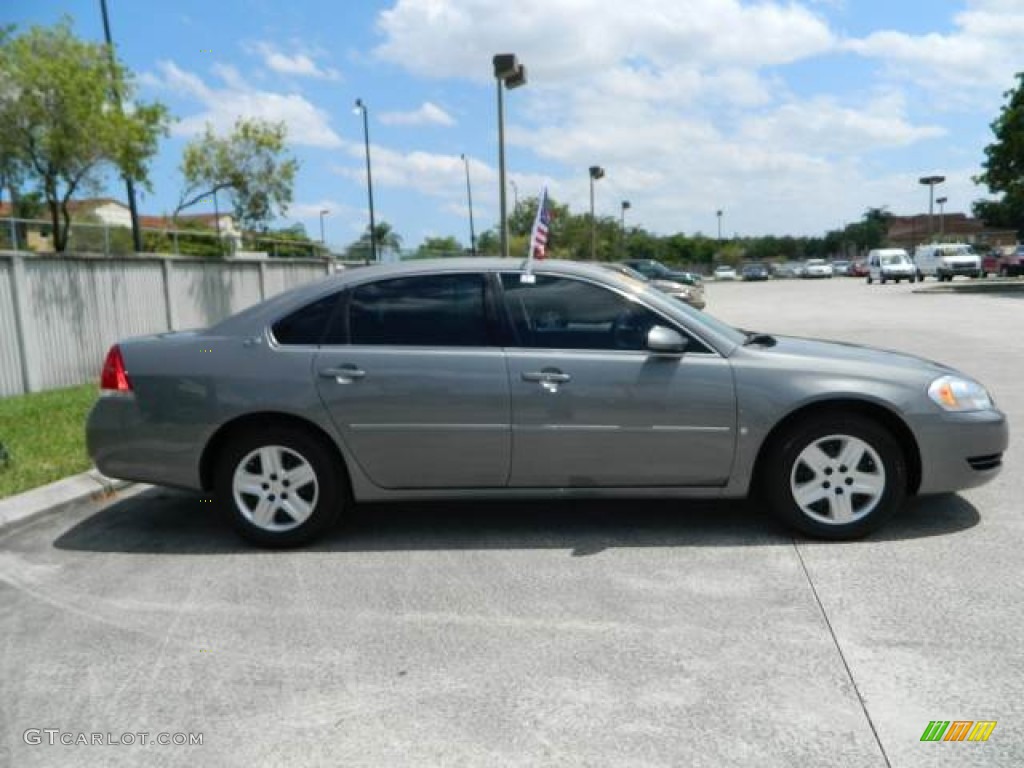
[272,293,341,345]
[501,274,669,351]
[349,273,489,346]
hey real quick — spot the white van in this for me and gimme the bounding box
[866,248,916,284]
[913,243,982,281]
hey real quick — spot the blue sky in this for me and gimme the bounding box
[8,1,1023,249]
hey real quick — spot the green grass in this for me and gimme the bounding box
[0,383,98,499]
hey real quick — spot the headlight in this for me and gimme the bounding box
[928,375,993,412]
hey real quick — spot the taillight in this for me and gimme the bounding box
[100,345,133,393]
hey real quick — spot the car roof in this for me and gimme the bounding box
[206,257,743,354]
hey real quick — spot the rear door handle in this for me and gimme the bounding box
[319,365,366,382]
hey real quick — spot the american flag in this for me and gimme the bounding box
[529,187,552,260]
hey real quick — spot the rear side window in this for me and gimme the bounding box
[272,293,341,345]
[349,273,489,346]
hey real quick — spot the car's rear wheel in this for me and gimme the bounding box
[214,425,344,547]
[866,275,873,284]
[762,414,906,539]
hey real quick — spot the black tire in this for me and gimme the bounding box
[866,276,873,285]
[761,414,907,540]
[880,275,887,284]
[909,275,916,283]
[214,425,345,547]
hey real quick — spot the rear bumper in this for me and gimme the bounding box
[86,396,203,491]
[914,409,1009,494]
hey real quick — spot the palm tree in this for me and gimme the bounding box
[344,220,404,262]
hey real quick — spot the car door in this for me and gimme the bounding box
[314,272,510,490]
[499,273,736,487]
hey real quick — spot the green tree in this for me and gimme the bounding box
[415,235,463,258]
[175,117,298,232]
[246,223,322,259]
[0,20,169,251]
[974,72,1024,237]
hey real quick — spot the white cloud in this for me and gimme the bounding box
[738,91,945,154]
[334,144,490,198]
[146,61,342,148]
[843,0,1024,93]
[379,102,456,126]
[374,0,835,81]
[250,42,342,81]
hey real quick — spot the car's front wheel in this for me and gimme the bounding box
[214,425,345,547]
[762,414,906,539]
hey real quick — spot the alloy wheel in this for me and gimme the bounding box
[789,434,886,525]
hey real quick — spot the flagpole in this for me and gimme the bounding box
[524,187,547,282]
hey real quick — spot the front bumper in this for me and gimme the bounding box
[913,408,1009,494]
[939,263,981,276]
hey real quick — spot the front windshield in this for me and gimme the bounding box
[881,254,905,265]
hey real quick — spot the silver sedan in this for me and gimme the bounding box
[87,259,1008,547]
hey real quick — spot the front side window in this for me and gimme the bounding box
[349,273,489,346]
[501,273,672,351]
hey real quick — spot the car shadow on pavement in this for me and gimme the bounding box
[52,487,979,556]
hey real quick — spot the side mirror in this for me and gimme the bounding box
[647,325,688,355]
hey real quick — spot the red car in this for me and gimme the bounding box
[982,246,1024,277]
[849,259,868,277]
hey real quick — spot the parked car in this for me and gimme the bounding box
[87,259,1007,547]
[600,262,706,310]
[913,243,982,281]
[801,259,833,278]
[741,263,770,281]
[982,245,1024,277]
[772,261,802,279]
[713,265,738,280]
[849,260,868,278]
[831,260,851,276]
[866,248,917,284]
[622,259,701,288]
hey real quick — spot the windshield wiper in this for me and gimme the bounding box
[743,331,777,347]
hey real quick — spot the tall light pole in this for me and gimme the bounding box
[936,196,947,237]
[99,0,142,252]
[319,208,329,246]
[493,54,527,259]
[354,98,377,264]
[509,179,519,214]
[620,200,631,256]
[716,209,723,243]
[460,154,477,256]
[589,165,605,260]
[918,175,945,241]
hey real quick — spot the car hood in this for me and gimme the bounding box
[755,335,956,376]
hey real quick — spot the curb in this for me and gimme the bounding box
[913,279,1024,295]
[0,470,136,533]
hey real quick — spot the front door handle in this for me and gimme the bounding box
[521,369,571,392]
[522,371,571,383]
[319,365,366,383]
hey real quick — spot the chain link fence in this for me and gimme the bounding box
[1,217,331,259]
